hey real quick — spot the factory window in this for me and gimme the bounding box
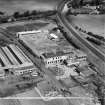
[20,72,23,74]
[24,71,27,74]
[57,57,59,59]
[49,62,51,64]
[4,69,9,74]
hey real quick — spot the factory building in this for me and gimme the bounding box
[41,50,75,68]
[17,30,48,38]
[65,50,87,67]
[41,49,87,68]
[17,29,87,68]
[0,44,38,78]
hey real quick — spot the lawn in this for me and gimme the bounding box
[68,14,105,37]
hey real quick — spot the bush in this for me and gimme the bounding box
[87,32,93,35]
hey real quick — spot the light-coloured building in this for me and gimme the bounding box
[41,50,75,68]
[17,30,48,38]
[41,49,87,68]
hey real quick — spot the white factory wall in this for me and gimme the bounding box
[44,55,69,68]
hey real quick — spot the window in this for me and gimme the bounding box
[20,72,23,74]
[30,70,32,72]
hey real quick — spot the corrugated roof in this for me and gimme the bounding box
[0,44,33,70]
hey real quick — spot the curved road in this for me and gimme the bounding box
[56,0,105,75]
[57,0,105,62]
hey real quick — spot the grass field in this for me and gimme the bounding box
[68,15,105,37]
[6,22,49,33]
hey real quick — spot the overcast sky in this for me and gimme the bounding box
[0,0,61,14]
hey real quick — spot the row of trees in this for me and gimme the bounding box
[71,0,103,8]
[13,10,57,19]
[0,10,57,23]
[13,10,37,18]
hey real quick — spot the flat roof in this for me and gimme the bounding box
[42,50,74,58]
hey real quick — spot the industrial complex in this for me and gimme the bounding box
[0,0,104,105]
[18,29,87,68]
[0,44,38,78]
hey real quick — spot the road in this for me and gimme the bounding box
[56,0,105,75]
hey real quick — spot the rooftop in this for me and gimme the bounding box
[75,50,87,58]
[0,44,33,70]
[42,50,74,58]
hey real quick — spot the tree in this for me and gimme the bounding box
[13,12,20,18]
[31,10,37,15]
[95,0,102,5]
[79,0,84,6]
[23,11,30,17]
[0,11,4,15]
[71,0,81,8]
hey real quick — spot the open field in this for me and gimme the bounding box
[68,15,105,37]
[6,22,49,34]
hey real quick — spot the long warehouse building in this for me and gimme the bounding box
[0,44,38,78]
